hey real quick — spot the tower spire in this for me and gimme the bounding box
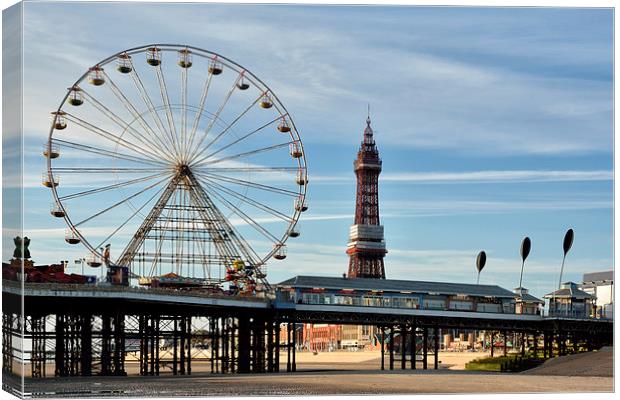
[346,111,387,279]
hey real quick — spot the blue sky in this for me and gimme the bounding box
[6,3,613,300]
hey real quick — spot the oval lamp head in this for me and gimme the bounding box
[563,229,574,256]
[520,236,531,262]
[476,251,486,273]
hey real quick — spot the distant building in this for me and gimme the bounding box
[340,325,380,350]
[581,270,613,319]
[302,324,341,352]
[544,282,595,318]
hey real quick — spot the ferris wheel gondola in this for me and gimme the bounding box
[44,44,307,292]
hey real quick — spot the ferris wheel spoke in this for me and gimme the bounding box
[194,141,293,167]
[73,175,170,228]
[188,91,265,165]
[154,64,181,160]
[101,71,177,162]
[52,167,168,173]
[51,138,169,168]
[185,73,214,163]
[200,182,281,243]
[127,59,180,160]
[198,175,293,223]
[199,167,299,172]
[64,113,171,164]
[186,76,242,163]
[195,170,299,197]
[59,172,169,201]
[80,88,172,161]
[181,65,189,161]
[191,114,281,166]
[93,183,168,250]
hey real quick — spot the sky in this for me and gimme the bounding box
[4,2,613,300]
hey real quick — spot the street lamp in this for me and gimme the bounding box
[551,228,574,316]
[558,229,574,290]
[518,237,531,296]
[476,251,486,285]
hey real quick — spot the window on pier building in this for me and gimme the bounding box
[449,300,474,311]
[476,302,502,313]
[303,292,327,304]
[335,295,353,305]
[392,297,419,309]
[423,298,446,310]
[363,296,380,306]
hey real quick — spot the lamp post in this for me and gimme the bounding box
[552,229,574,316]
[518,237,531,296]
[558,229,574,290]
[476,251,486,285]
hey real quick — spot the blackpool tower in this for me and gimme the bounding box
[346,113,387,279]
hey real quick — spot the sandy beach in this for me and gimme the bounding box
[9,348,612,397]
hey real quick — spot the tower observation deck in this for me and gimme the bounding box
[346,115,387,279]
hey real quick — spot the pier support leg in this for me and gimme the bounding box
[154,316,160,376]
[380,326,385,371]
[238,316,250,373]
[209,317,214,373]
[223,318,229,373]
[410,319,416,370]
[187,316,192,375]
[267,320,274,372]
[55,314,66,377]
[112,313,125,376]
[423,327,428,370]
[139,316,146,376]
[434,326,439,370]
[2,313,14,375]
[275,321,280,373]
[149,316,155,375]
[173,318,178,375]
[30,315,46,378]
[291,321,296,372]
[286,322,291,372]
[401,324,406,370]
[80,314,92,376]
[389,326,394,370]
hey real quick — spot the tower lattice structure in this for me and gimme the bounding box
[346,115,387,279]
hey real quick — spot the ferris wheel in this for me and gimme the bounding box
[43,44,308,292]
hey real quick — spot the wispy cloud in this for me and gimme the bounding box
[19,4,613,157]
[312,170,613,184]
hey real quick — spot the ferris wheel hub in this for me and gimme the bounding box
[176,164,191,176]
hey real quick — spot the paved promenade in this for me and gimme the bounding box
[15,370,611,397]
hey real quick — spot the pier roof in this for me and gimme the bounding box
[277,275,518,299]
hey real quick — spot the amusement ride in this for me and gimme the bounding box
[43,44,308,295]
